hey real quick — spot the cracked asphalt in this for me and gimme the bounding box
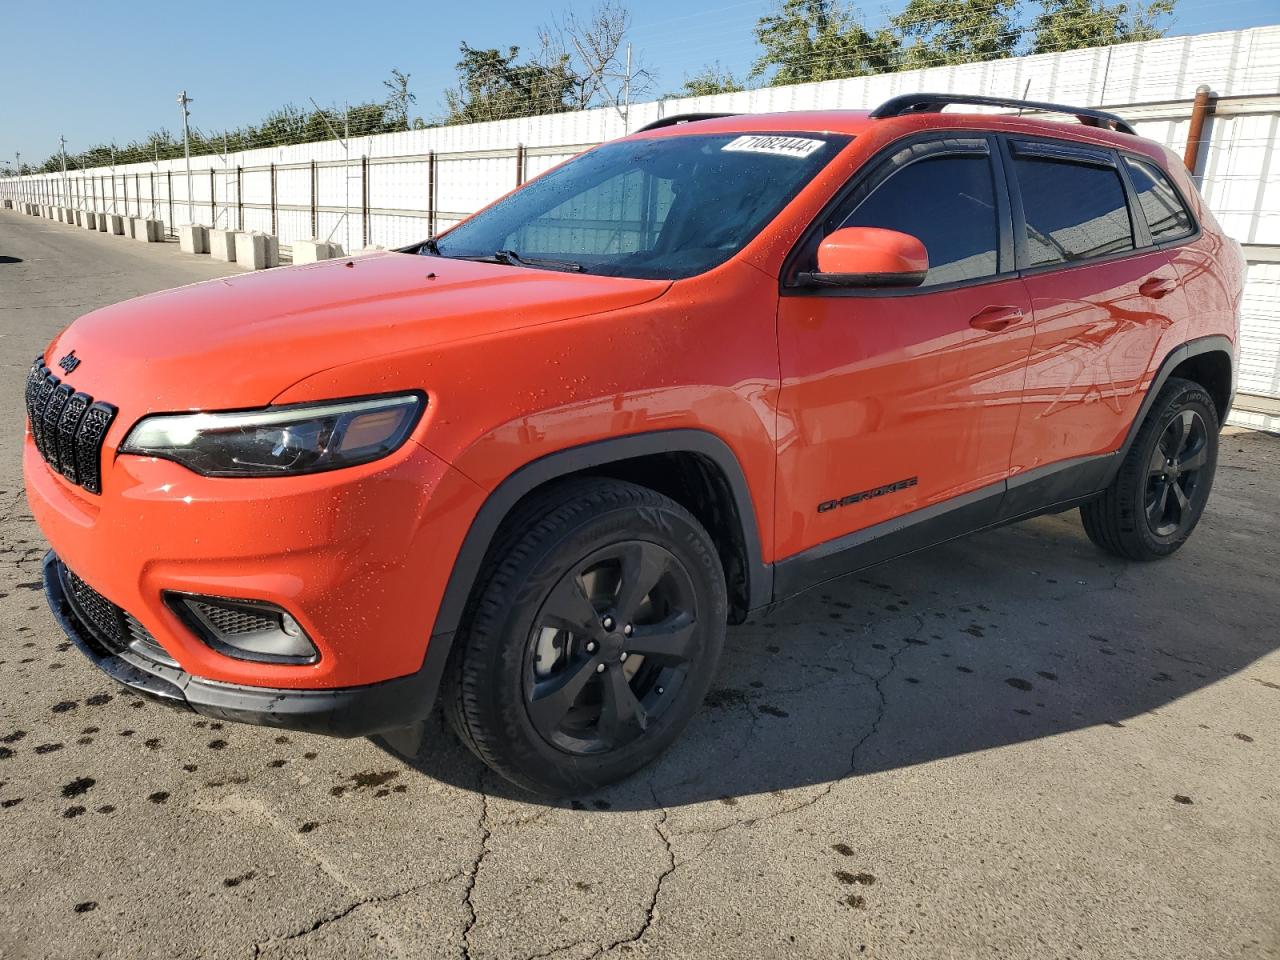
[1,211,1278,959]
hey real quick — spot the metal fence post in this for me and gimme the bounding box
[237,166,243,230]
[310,160,317,237]
[133,173,140,217]
[427,150,436,238]
[167,170,173,228]
[209,168,216,227]
[516,143,525,186]
[361,155,369,248]
[270,163,277,235]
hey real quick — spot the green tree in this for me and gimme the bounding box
[442,43,577,124]
[383,68,418,130]
[1030,0,1173,53]
[750,0,899,86]
[890,0,1022,69]
[674,63,745,97]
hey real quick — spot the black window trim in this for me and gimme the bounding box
[780,131,1017,299]
[1117,152,1200,249]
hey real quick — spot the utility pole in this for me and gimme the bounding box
[177,90,194,223]
[14,152,20,205]
[623,43,633,133]
[59,136,69,209]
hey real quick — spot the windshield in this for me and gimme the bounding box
[427,132,850,280]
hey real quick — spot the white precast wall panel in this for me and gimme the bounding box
[4,27,1280,402]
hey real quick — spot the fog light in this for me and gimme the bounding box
[166,593,319,664]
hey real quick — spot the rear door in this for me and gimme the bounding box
[774,135,1036,567]
[1003,138,1189,489]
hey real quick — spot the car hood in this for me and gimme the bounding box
[44,252,671,413]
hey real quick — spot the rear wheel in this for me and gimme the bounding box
[1080,377,1219,560]
[445,478,727,795]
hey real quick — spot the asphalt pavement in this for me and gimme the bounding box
[0,210,1276,959]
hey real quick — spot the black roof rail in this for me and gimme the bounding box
[869,93,1136,136]
[635,112,738,133]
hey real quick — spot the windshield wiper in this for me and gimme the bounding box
[419,238,442,256]
[492,249,585,273]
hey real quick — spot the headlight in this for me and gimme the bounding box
[120,394,424,477]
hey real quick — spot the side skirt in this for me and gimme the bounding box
[771,453,1115,603]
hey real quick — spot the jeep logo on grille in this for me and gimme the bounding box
[57,351,81,373]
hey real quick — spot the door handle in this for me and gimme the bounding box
[969,305,1025,332]
[1139,276,1178,298]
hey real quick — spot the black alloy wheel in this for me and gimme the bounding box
[1080,376,1219,561]
[1145,409,1209,539]
[445,478,728,795]
[525,540,699,755]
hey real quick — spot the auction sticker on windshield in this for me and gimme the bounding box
[722,135,826,159]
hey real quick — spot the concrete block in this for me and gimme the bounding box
[132,218,162,242]
[209,229,237,262]
[178,224,209,255]
[290,239,339,265]
[73,210,83,227]
[234,231,279,270]
[96,212,109,232]
[102,214,124,236]
[82,211,97,230]
[64,207,75,223]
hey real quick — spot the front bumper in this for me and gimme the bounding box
[44,552,449,736]
[24,431,482,690]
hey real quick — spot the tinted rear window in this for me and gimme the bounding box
[1014,158,1134,267]
[1124,157,1195,243]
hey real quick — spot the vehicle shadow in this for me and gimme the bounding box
[378,480,1278,810]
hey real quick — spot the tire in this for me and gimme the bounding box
[444,478,728,796]
[1080,377,1219,561]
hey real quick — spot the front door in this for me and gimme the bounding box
[774,136,1035,581]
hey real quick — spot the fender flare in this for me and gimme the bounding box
[427,428,772,648]
[1110,333,1235,476]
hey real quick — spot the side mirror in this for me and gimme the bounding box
[798,226,929,288]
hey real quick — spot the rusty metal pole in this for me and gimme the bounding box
[515,144,525,186]
[270,163,278,235]
[1183,84,1215,176]
[310,160,318,237]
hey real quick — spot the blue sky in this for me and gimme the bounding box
[4,0,1276,164]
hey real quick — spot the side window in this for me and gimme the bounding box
[1123,157,1195,244]
[1014,157,1134,266]
[837,155,1000,286]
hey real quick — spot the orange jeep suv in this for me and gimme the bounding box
[26,94,1244,794]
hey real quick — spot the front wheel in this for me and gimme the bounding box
[1080,377,1219,561]
[445,478,727,796]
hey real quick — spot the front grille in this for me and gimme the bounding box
[25,357,116,494]
[62,564,177,666]
[65,568,129,654]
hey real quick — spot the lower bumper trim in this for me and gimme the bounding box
[43,552,446,737]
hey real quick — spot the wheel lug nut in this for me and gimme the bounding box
[620,652,628,662]
[623,624,633,637]
[656,686,664,695]
[602,616,615,631]
[596,663,606,674]
[585,641,597,653]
